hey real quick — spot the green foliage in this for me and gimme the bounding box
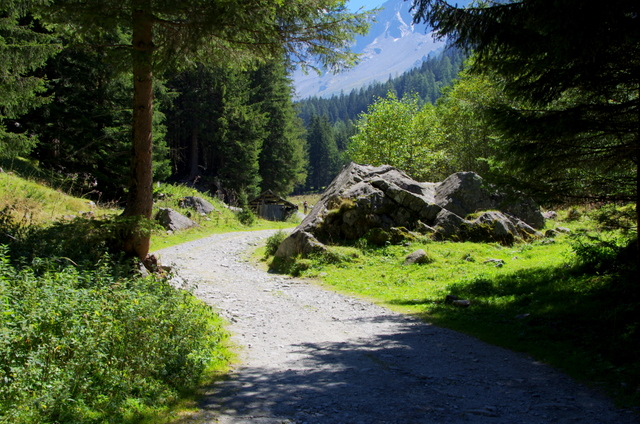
[412,0,640,234]
[236,208,257,227]
[0,249,229,424]
[348,92,448,181]
[165,64,265,197]
[306,114,342,191]
[570,232,637,274]
[264,230,288,258]
[589,204,637,233]
[0,3,61,158]
[435,65,501,176]
[0,211,157,272]
[251,60,308,196]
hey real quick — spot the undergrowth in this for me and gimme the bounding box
[0,189,232,423]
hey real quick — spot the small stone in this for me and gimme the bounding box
[452,299,471,308]
[404,249,432,265]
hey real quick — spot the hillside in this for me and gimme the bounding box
[292,0,445,99]
[296,47,466,125]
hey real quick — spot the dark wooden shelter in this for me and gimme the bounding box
[248,190,298,221]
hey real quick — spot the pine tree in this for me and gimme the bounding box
[307,114,341,191]
[250,60,307,196]
[39,0,371,260]
[166,64,265,199]
[0,1,60,157]
[412,0,640,256]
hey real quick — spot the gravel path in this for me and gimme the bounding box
[154,230,638,424]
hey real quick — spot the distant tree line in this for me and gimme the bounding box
[296,47,466,192]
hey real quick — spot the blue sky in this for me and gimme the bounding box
[347,0,386,12]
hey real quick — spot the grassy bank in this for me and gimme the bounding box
[265,209,640,407]
[0,172,242,424]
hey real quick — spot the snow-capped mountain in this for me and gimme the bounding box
[292,0,445,99]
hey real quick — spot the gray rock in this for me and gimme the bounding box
[435,172,494,218]
[275,163,546,258]
[433,208,468,239]
[156,208,198,232]
[435,172,545,229]
[274,230,327,258]
[404,249,431,265]
[180,196,216,214]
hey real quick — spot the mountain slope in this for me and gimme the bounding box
[292,0,445,99]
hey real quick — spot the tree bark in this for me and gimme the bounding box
[122,3,154,260]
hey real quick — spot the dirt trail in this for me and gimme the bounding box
[155,230,637,424]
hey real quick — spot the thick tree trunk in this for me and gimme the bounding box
[122,4,154,260]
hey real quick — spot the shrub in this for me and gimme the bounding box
[0,249,229,424]
[264,230,288,258]
[237,208,257,226]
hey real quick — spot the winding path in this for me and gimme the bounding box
[154,230,637,424]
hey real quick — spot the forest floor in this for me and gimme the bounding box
[154,229,638,424]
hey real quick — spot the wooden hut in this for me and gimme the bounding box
[248,190,298,221]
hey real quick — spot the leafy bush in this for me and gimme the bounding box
[264,230,288,258]
[0,249,229,424]
[0,211,157,273]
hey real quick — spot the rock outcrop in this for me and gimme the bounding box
[275,163,544,258]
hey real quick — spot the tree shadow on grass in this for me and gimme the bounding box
[389,263,640,406]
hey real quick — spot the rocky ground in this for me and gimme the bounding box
[154,230,638,424]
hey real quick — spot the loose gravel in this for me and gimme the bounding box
[154,229,638,424]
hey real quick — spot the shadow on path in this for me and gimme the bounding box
[201,313,631,424]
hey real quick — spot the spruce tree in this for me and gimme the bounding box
[250,60,307,197]
[39,0,371,260]
[411,0,640,242]
[0,0,60,157]
[166,64,265,199]
[307,114,341,191]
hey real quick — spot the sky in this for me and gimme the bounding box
[347,0,387,12]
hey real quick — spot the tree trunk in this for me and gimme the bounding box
[122,3,154,260]
[188,127,199,180]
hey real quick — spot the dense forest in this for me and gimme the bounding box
[16,52,308,202]
[12,44,465,200]
[296,47,466,191]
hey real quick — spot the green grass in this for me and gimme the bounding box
[0,172,99,224]
[150,184,297,251]
[265,210,640,407]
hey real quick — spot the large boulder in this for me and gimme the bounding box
[179,196,216,215]
[435,172,544,229]
[274,230,327,258]
[277,163,544,257]
[156,208,198,232]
